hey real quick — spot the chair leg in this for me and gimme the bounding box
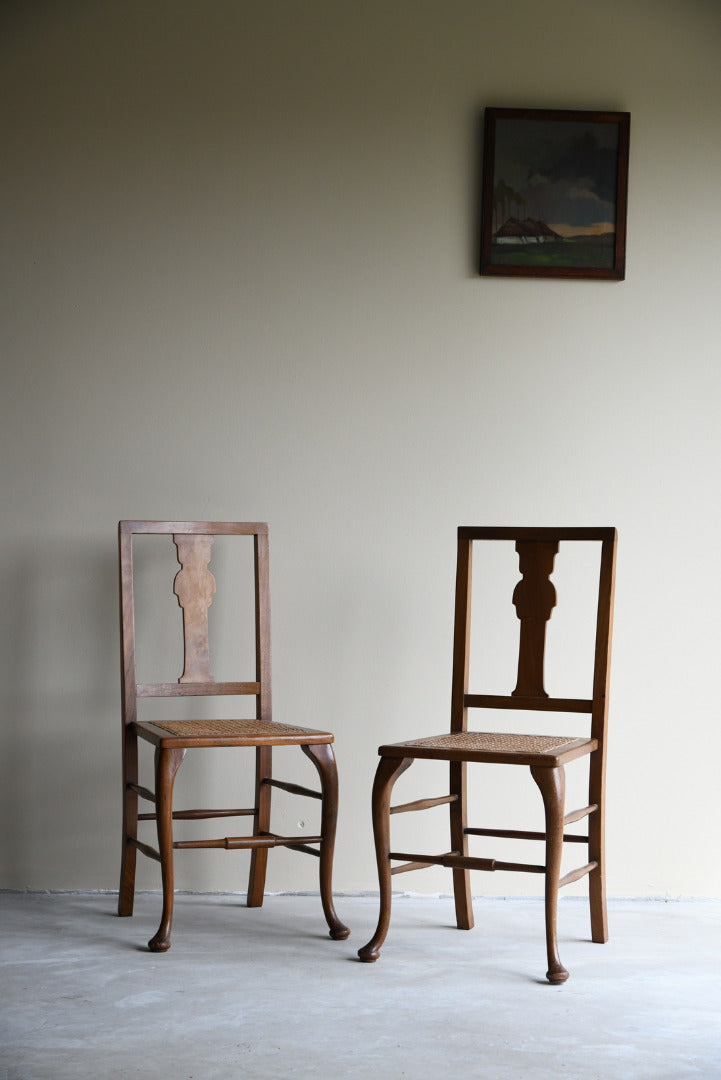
[588,752,608,943]
[148,746,186,953]
[247,745,272,908]
[450,759,474,930]
[302,743,350,940]
[358,755,413,962]
[118,727,138,917]
[531,763,568,984]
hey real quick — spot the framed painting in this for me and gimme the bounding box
[480,108,630,280]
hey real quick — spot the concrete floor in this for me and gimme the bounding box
[1,892,719,1080]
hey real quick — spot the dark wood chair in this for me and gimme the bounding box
[358,527,616,982]
[118,520,349,952]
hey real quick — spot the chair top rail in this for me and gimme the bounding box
[458,526,616,542]
[120,520,268,536]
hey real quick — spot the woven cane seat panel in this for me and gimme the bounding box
[150,719,330,739]
[398,732,578,754]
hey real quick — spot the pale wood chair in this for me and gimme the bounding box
[118,521,349,951]
[358,527,616,982]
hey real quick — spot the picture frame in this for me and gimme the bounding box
[480,108,630,280]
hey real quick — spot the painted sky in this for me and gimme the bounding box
[493,117,619,233]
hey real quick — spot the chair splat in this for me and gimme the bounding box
[512,540,558,699]
[173,534,216,684]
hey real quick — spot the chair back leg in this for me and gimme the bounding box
[449,759,474,930]
[247,745,273,907]
[118,727,139,916]
[587,749,608,943]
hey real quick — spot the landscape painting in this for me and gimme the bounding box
[480,108,630,280]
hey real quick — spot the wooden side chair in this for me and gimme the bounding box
[118,520,350,952]
[358,527,616,982]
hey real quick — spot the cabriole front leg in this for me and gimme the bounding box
[302,742,350,940]
[358,755,413,963]
[531,763,568,984]
[148,746,186,953]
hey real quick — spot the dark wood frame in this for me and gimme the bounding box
[118,521,349,952]
[480,108,630,280]
[358,527,617,983]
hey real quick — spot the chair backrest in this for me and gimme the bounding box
[450,527,617,744]
[119,521,271,727]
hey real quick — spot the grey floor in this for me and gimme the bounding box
[1,892,719,1080]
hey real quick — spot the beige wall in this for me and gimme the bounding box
[2,0,720,897]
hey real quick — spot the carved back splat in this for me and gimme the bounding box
[173,534,216,683]
[511,540,559,699]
